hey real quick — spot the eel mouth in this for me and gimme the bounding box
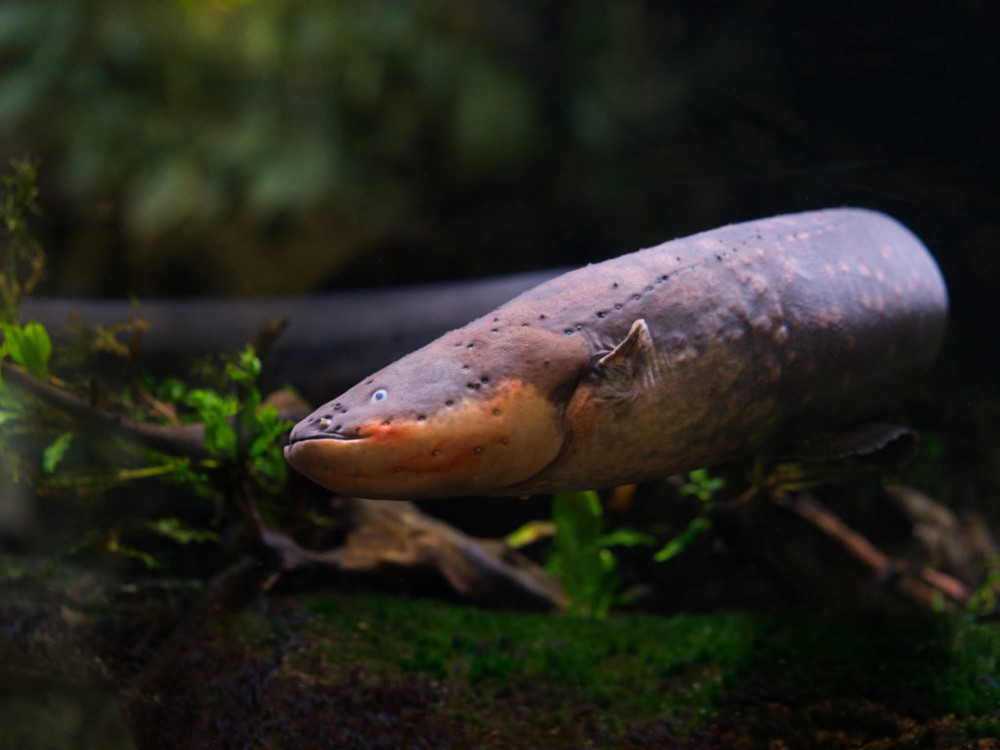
[286,415,373,445]
[287,431,360,443]
[283,379,566,500]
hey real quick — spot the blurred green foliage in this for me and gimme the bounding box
[0,0,543,224]
[0,0,734,293]
[0,0,571,291]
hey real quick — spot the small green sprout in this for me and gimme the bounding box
[654,468,724,563]
[509,490,652,619]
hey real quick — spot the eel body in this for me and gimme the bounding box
[285,208,948,500]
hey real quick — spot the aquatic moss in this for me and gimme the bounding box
[298,593,1000,734]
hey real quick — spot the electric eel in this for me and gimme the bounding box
[285,208,948,500]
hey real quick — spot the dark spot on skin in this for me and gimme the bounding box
[354,427,362,435]
[462,364,470,371]
[492,316,499,323]
[543,359,551,367]
[492,408,501,416]
[500,437,509,445]
[576,324,583,331]
[632,294,641,301]
[432,449,441,456]
[564,328,574,335]
[614,304,623,311]
[539,314,547,320]
[467,343,475,349]
[467,382,480,391]
[445,400,454,407]
[417,415,426,422]
[659,274,670,282]
[645,285,653,292]
[612,282,619,289]
[596,310,606,318]
[474,446,484,454]
[491,328,499,334]
[521,322,530,327]
[382,420,391,426]
[480,375,490,383]
[715,254,723,261]
[676,256,682,262]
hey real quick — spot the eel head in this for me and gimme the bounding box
[284,323,591,499]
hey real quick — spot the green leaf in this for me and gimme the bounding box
[109,544,159,569]
[155,376,188,403]
[544,490,630,619]
[42,431,73,473]
[184,387,239,457]
[654,516,713,563]
[247,409,291,462]
[147,517,218,545]
[161,456,216,498]
[2,321,52,378]
[225,346,261,387]
[681,468,725,503]
[552,490,603,550]
[505,520,557,549]
[594,528,654,550]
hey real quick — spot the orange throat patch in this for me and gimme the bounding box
[284,379,566,500]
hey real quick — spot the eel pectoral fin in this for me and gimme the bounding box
[769,422,919,466]
[593,318,659,402]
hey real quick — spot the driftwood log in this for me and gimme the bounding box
[255,496,567,610]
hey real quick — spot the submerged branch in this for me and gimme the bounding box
[2,359,210,457]
[783,492,971,609]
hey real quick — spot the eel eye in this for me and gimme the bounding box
[371,388,388,403]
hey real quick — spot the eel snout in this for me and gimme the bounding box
[287,415,363,443]
[284,378,566,500]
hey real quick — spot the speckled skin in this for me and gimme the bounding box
[285,208,948,500]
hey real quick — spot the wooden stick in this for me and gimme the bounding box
[783,492,971,609]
